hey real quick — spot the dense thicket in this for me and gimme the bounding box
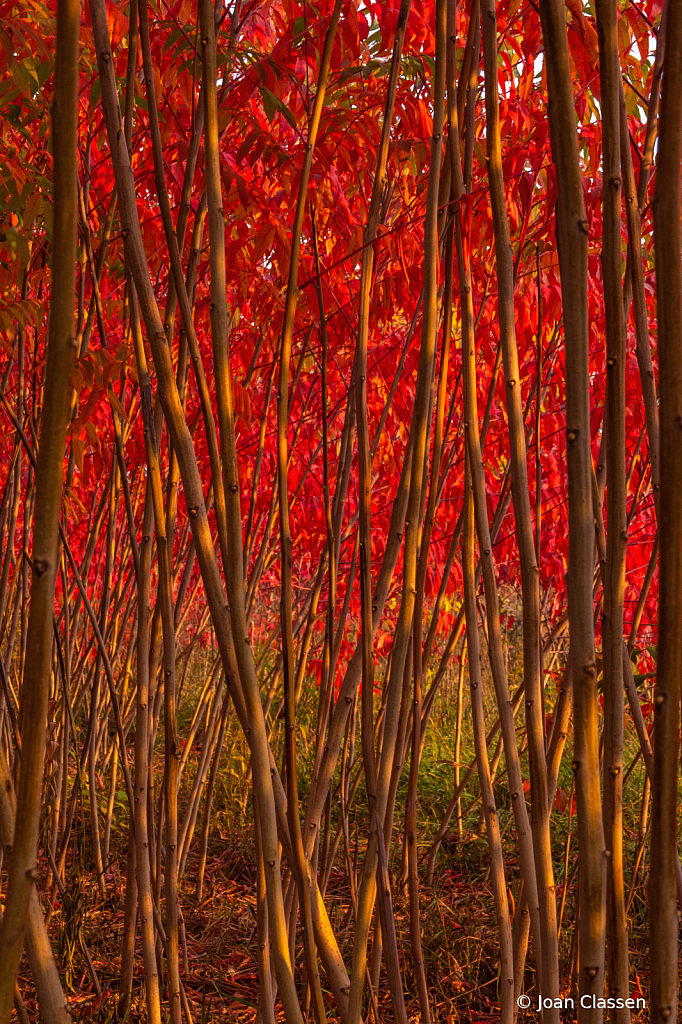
[0,0,678,1021]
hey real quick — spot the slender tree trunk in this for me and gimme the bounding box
[0,747,73,1024]
[453,13,543,983]
[537,1,607,1016]
[462,450,514,1024]
[118,816,137,1018]
[0,0,79,1012]
[650,1,682,1020]
[270,3,342,1019]
[130,299,163,1024]
[255,792,276,1024]
[195,692,230,898]
[480,0,558,1008]
[619,87,660,518]
[348,2,444,1019]
[596,0,630,1017]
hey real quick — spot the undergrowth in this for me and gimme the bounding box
[19,629,656,1024]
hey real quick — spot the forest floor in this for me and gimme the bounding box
[16,658,653,1024]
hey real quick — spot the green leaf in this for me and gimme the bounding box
[90,76,102,110]
[162,26,183,52]
[292,16,308,40]
[261,86,276,123]
[260,87,296,129]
